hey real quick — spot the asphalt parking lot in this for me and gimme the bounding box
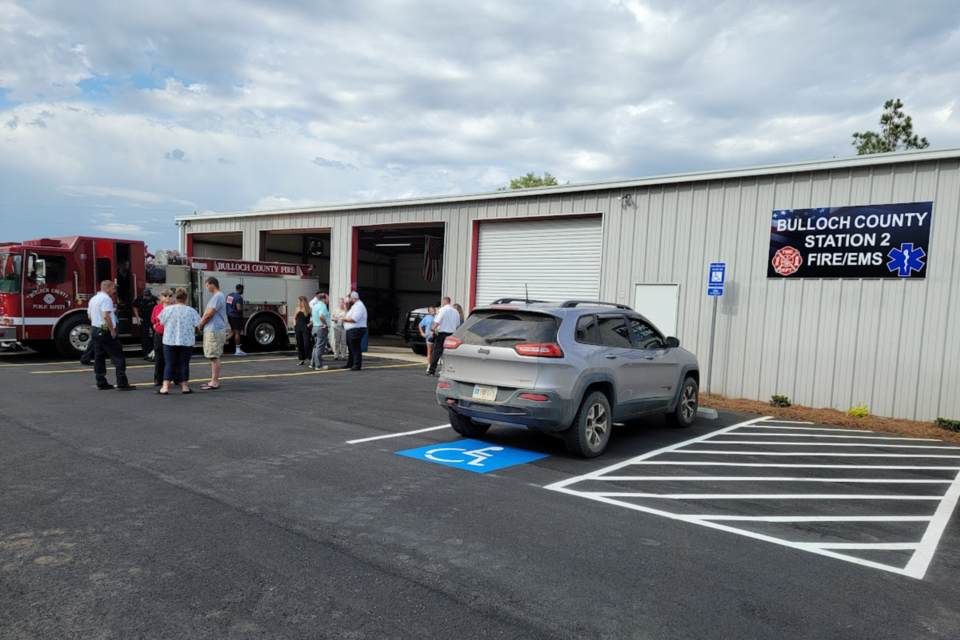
[2,348,959,639]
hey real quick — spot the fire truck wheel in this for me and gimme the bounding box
[55,314,94,359]
[246,316,283,351]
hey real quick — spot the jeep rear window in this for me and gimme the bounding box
[456,310,560,346]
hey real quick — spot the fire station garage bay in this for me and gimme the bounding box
[176,148,960,422]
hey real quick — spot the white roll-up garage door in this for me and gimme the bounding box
[475,216,602,305]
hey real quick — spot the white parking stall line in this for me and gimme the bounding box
[725,433,932,441]
[673,451,960,458]
[905,472,960,578]
[545,417,960,580]
[732,425,874,433]
[591,477,952,483]
[695,515,933,522]
[634,462,960,470]
[761,420,815,424]
[582,493,944,500]
[800,543,920,550]
[697,441,960,449]
[347,424,450,444]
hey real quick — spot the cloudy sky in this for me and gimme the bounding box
[2,0,958,252]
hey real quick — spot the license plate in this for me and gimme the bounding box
[472,385,498,402]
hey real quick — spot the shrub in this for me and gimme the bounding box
[936,417,960,432]
[770,395,792,408]
[847,403,870,418]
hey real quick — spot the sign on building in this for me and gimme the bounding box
[768,202,933,279]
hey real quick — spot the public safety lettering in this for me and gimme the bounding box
[768,202,933,279]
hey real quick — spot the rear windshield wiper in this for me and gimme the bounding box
[484,337,525,343]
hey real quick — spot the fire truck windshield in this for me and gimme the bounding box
[0,252,22,294]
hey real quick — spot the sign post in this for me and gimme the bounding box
[706,263,725,396]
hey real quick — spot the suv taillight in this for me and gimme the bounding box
[514,343,563,358]
[444,336,462,349]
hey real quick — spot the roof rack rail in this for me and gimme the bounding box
[560,300,632,310]
[490,298,549,304]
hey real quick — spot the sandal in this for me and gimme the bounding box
[155,390,169,395]
[182,389,194,395]
[200,384,219,390]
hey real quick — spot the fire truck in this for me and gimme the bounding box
[0,236,317,359]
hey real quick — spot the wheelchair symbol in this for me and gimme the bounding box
[424,445,505,467]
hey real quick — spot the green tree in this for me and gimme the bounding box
[497,171,559,191]
[852,99,930,155]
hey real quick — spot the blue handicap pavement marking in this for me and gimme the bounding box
[397,439,549,473]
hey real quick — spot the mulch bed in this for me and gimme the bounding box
[700,395,960,444]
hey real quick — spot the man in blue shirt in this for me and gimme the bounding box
[225,284,246,356]
[310,292,330,371]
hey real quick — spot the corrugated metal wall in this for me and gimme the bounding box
[179,156,960,421]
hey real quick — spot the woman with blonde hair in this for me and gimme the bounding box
[151,288,175,386]
[331,297,349,360]
[453,303,465,324]
[293,295,312,365]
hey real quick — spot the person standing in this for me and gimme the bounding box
[309,292,330,371]
[133,286,158,360]
[225,284,247,356]
[453,303,465,324]
[88,280,136,391]
[157,288,201,395]
[427,297,461,377]
[293,296,312,365]
[418,306,437,373]
[196,277,227,390]
[151,289,175,386]
[342,291,367,371]
[330,297,349,360]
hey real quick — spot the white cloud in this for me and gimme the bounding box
[94,222,156,236]
[58,185,197,207]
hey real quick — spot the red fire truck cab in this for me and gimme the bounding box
[0,236,148,358]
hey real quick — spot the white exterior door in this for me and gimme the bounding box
[475,216,602,306]
[633,283,680,337]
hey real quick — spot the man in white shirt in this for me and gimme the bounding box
[88,280,136,391]
[427,296,461,376]
[342,291,368,371]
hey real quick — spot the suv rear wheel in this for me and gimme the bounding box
[563,391,612,457]
[666,377,698,427]
[449,411,491,438]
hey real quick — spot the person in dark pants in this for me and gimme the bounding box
[88,280,136,391]
[133,287,157,360]
[157,288,202,395]
[342,292,368,371]
[427,297,461,376]
[151,289,179,385]
[293,296,312,365]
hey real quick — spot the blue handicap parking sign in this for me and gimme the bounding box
[397,439,549,473]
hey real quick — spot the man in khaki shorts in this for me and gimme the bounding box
[197,276,227,390]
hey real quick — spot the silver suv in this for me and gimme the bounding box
[435,300,700,457]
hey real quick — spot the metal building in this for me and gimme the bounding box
[176,148,960,421]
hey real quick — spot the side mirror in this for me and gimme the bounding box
[667,336,681,348]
